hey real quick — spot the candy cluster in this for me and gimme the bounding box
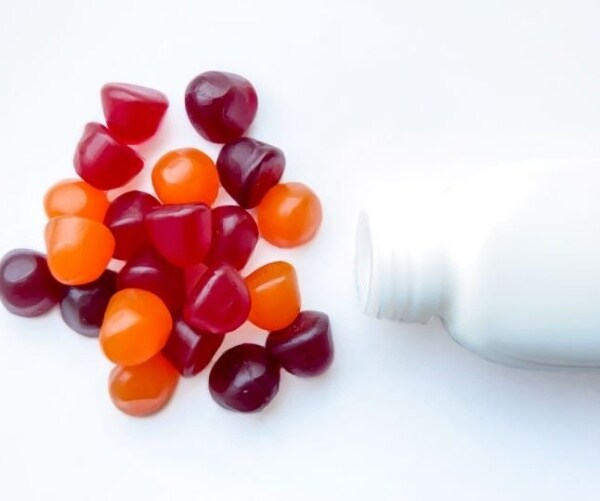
[0,72,334,416]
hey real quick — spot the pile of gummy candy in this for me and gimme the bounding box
[0,71,334,416]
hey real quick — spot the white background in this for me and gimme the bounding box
[1,1,600,500]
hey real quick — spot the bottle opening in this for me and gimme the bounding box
[354,206,443,323]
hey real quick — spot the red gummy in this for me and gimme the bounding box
[266,311,334,377]
[60,270,117,337]
[73,122,144,190]
[103,191,160,261]
[184,263,250,334]
[216,138,285,208]
[145,204,211,268]
[209,343,280,413]
[101,83,168,145]
[117,249,186,314]
[162,318,224,377]
[184,263,208,295]
[0,249,64,317]
[205,205,258,270]
[185,71,258,143]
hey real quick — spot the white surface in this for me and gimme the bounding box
[1,1,600,500]
[359,161,600,368]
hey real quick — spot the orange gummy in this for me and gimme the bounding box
[43,179,109,221]
[100,288,172,367]
[257,182,322,248]
[109,354,179,417]
[245,261,301,331]
[44,215,115,285]
[152,148,219,205]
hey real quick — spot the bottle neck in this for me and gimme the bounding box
[355,207,445,324]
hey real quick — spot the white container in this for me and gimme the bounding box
[355,160,600,369]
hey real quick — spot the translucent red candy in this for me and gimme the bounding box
[209,343,280,413]
[266,311,334,377]
[103,191,160,261]
[216,138,285,208]
[185,71,258,143]
[60,270,117,337]
[184,263,250,334]
[73,122,144,190]
[0,249,63,317]
[117,249,186,314]
[145,204,211,268]
[204,205,258,270]
[184,263,208,295]
[101,83,168,145]
[162,318,224,377]
[5,76,333,418]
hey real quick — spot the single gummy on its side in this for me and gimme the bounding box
[209,344,280,413]
[216,138,285,209]
[101,82,169,145]
[73,122,144,190]
[266,311,334,377]
[185,71,258,144]
[0,249,64,317]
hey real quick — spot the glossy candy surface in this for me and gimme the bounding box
[184,263,250,334]
[100,288,172,366]
[103,191,160,261]
[73,122,144,190]
[162,318,224,377]
[44,179,109,221]
[257,182,322,248]
[0,249,63,317]
[184,263,208,295]
[209,344,280,413]
[109,354,178,417]
[245,261,300,331]
[117,249,185,314]
[152,148,219,206]
[266,311,333,377]
[101,83,168,144]
[145,204,211,268]
[205,205,258,270]
[185,71,258,143]
[216,138,285,208]
[45,216,115,285]
[60,270,117,337]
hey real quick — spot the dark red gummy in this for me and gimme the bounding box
[185,71,258,143]
[209,344,280,413]
[162,318,224,377]
[117,249,186,314]
[216,138,285,208]
[103,191,160,261]
[60,270,117,337]
[73,122,144,190]
[0,249,64,317]
[184,263,250,334]
[205,205,258,270]
[145,204,211,268]
[184,263,208,295]
[266,311,334,377]
[101,83,169,145]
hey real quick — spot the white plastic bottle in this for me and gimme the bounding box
[355,160,600,369]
